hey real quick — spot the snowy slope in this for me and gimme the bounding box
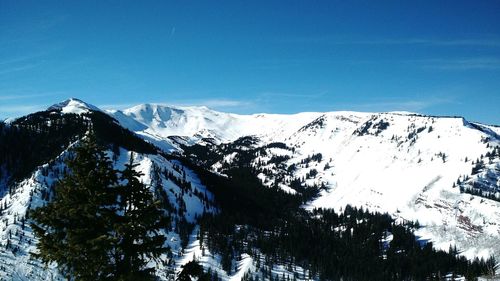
[0,136,217,280]
[111,104,500,260]
[289,113,500,259]
[47,98,102,114]
[107,104,322,150]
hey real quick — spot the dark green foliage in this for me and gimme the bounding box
[30,135,118,280]
[299,115,327,131]
[176,217,195,249]
[30,135,166,281]
[0,112,88,187]
[264,142,289,149]
[112,154,167,280]
[354,118,390,136]
[89,111,157,155]
[188,164,302,229]
[181,137,321,202]
[201,204,493,281]
[300,153,322,164]
[305,168,318,179]
[459,145,500,202]
[0,109,156,194]
[461,185,500,202]
[177,260,212,281]
[182,137,259,168]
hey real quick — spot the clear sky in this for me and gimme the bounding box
[1,1,499,124]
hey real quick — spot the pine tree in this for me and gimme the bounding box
[30,134,118,281]
[112,153,167,280]
[30,136,167,281]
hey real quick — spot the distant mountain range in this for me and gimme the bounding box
[1,98,498,280]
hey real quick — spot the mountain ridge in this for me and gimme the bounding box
[46,98,500,135]
[1,98,498,280]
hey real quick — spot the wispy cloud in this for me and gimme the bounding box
[355,100,434,112]
[258,91,327,99]
[0,49,60,77]
[0,92,61,101]
[0,104,47,120]
[283,36,500,47]
[0,13,68,38]
[196,99,251,108]
[99,103,138,110]
[0,92,64,119]
[349,57,500,71]
[167,98,254,109]
[0,55,39,66]
[99,98,254,111]
[250,58,330,70]
[415,58,500,70]
[340,97,456,113]
[0,63,39,76]
[352,38,500,47]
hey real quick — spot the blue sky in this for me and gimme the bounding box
[1,1,499,124]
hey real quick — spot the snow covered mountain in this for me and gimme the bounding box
[107,103,322,151]
[110,102,500,259]
[47,98,102,114]
[1,98,499,280]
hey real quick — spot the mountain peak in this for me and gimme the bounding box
[47,98,101,114]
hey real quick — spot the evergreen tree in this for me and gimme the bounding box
[30,134,118,281]
[112,154,167,280]
[31,137,167,281]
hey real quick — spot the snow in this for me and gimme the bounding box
[171,226,254,281]
[172,226,314,281]
[0,146,76,280]
[47,98,101,115]
[107,103,323,146]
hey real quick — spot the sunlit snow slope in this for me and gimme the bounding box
[111,104,500,260]
[107,104,321,151]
